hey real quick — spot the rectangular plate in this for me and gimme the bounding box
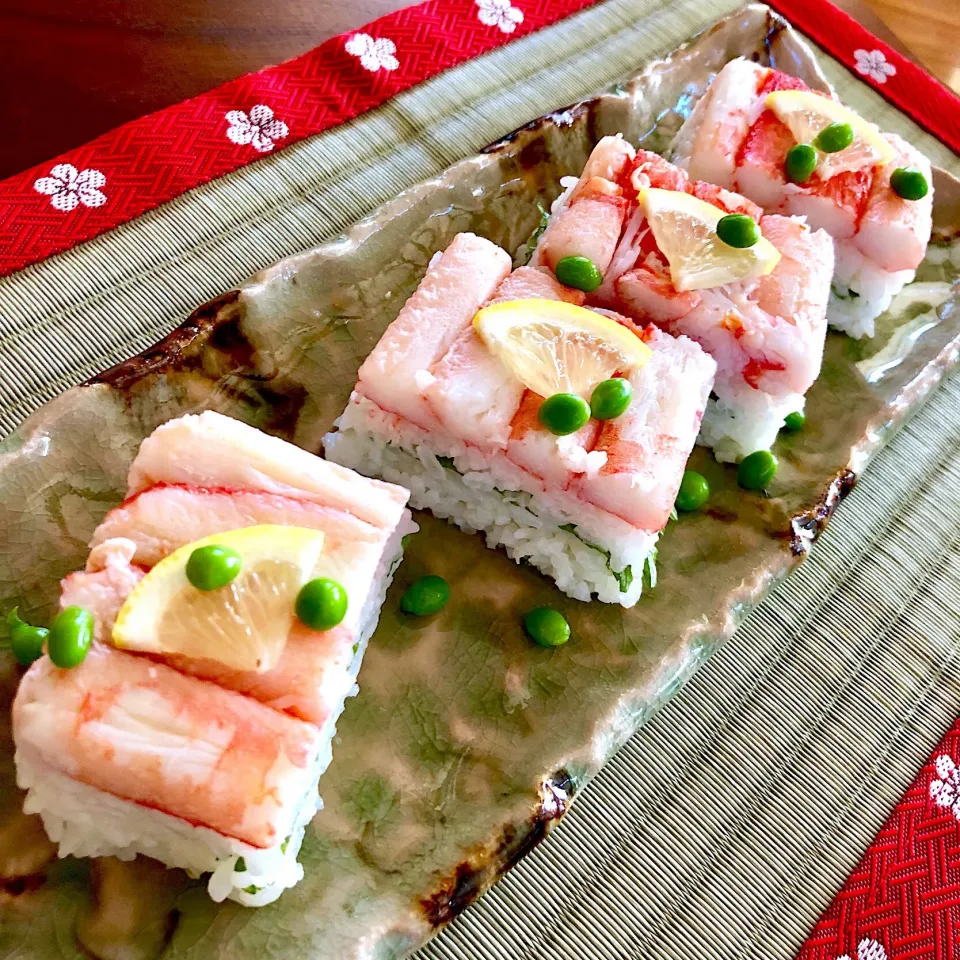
[0,5,958,959]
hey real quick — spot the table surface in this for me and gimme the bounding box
[2,0,958,182]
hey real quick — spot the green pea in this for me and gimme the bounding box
[400,576,450,617]
[554,256,603,293]
[590,378,633,421]
[814,121,854,154]
[890,166,929,201]
[6,608,47,667]
[784,411,806,431]
[538,393,591,436]
[523,607,571,647]
[737,450,778,491]
[11,625,48,667]
[296,578,348,631]
[785,143,817,184]
[716,213,760,249]
[48,606,93,669]
[675,470,710,512]
[186,545,241,591]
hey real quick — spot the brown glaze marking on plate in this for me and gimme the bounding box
[85,290,310,440]
[790,469,858,556]
[419,770,573,929]
[87,290,243,391]
[0,6,959,960]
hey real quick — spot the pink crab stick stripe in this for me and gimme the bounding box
[681,57,766,189]
[91,483,386,568]
[533,136,635,276]
[356,232,512,431]
[854,133,933,272]
[487,265,587,308]
[422,332,522,450]
[13,645,323,849]
[127,411,408,532]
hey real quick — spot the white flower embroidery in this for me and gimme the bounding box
[854,49,896,85]
[838,939,887,960]
[929,753,960,819]
[475,0,524,33]
[225,105,289,154]
[33,164,107,212]
[345,33,399,72]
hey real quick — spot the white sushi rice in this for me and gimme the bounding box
[16,742,325,907]
[698,390,805,463]
[15,519,414,907]
[325,394,658,607]
[828,240,916,339]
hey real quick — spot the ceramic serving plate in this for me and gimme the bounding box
[1,5,959,959]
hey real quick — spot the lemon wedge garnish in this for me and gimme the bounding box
[766,90,895,179]
[473,298,651,399]
[113,525,326,673]
[641,188,781,293]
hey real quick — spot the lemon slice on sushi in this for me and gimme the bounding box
[765,89,895,179]
[113,525,326,672]
[473,298,651,399]
[641,188,782,293]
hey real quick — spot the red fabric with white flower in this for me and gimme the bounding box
[796,720,960,960]
[32,165,108,212]
[224,106,290,154]
[1,0,957,279]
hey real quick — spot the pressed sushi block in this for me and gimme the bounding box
[670,58,934,338]
[12,412,415,906]
[325,233,717,607]
[532,136,834,463]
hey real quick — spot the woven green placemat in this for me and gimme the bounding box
[2,1,959,957]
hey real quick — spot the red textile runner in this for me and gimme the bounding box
[797,720,960,959]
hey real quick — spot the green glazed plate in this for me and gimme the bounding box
[0,5,958,959]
